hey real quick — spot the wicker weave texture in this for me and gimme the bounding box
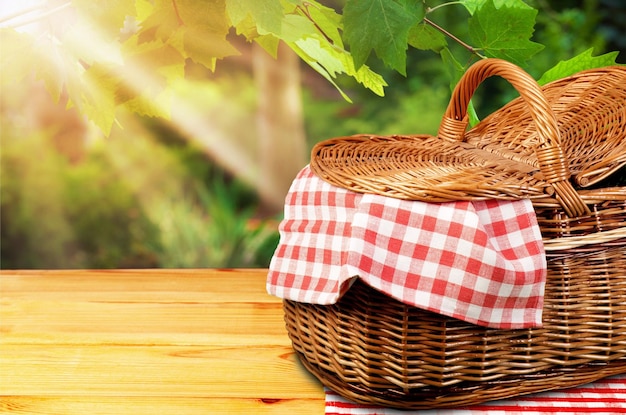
[311,60,626,218]
[285,202,626,409]
[285,197,626,409]
[465,66,626,188]
[286,59,626,410]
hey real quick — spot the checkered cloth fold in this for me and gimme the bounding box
[267,166,547,329]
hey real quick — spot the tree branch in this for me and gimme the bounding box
[423,17,486,59]
[172,0,184,26]
[297,3,334,45]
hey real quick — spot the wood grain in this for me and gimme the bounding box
[0,269,325,414]
[0,396,323,415]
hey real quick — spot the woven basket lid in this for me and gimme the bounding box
[464,66,626,187]
[311,133,546,201]
[311,59,625,217]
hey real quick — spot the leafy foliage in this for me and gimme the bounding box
[343,0,424,75]
[0,0,622,134]
[1,1,623,269]
[538,48,622,84]
[467,0,543,65]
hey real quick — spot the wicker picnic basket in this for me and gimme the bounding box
[283,58,626,409]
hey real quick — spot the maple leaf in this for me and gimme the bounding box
[280,14,316,42]
[61,20,124,67]
[301,1,344,47]
[34,40,71,104]
[291,36,387,100]
[408,23,447,52]
[343,0,424,75]
[226,0,283,36]
[78,64,120,135]
[469,0,543,66]
[461,0,533,15]
[114,38,185,123]
[177,0,229,33]
[250,14,317,59]
[177,0,240,70]
[1,29,37,86]
[137,7,182,44]
[183,27,239,70]
[440,48,480,126]
[123,89,172,119]
[538,48,623,85]
[72,0,136,41]
[1,29,73,104]
[255,34,280,58]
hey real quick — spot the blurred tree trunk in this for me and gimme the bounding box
[253,42,308,215]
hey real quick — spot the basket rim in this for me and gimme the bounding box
[311,59,626,218]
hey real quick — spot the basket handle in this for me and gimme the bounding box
[437,58,589,217]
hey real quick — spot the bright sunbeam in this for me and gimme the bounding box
[1,0,281,213]
[0,1,69,34]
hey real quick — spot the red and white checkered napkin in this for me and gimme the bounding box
[325,375,626,415]
[267,166,547,329]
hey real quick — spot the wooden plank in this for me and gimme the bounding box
[0,269,274,303]
[0,344,322,398]
[0,396,324,415]
[1,268,290,346]
[0,269,326,414]
[1,298,289,346]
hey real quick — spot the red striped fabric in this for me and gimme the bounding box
[325,375,626,414]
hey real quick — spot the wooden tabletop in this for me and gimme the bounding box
[0,269,325,414]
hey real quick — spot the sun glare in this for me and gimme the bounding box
[1,0,262,214]
[0,1,69,34]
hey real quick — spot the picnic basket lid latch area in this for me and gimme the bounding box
[272,58,626,410]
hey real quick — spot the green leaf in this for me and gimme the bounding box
[339,53,388,97]
[253,14,317,59]
[183,27,239,71]
[440,48,466,86]
[440,49,480,126]
[468,0,543,65]
[3,29,69,104]
[71,0,136,40]
[177,0,229,33]
[280,14,317,42]
[538,48,623,85]
[34,40,69,103]
[297,57,352,102]
[408,22,447,52]
[396,0,426,20]
[62,20,124,67]
[292,36,387,99]
[175,0,240,68]
[0,29,37,86]
[343,0,424,75]
[293,37,345,79]
[137,7,182,44]
[226,0,283,36]
[8,30,75,104]
[461,0,533,15]
[122,37,185,81]
[124,89,172,118]
[80,64,120,135]
[135,0,154,20]
[255,34,281,58]
[116,39,185,120]
[0,28,68,102]
[300,1,344,47]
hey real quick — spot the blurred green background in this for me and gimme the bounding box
[1,0,624,269]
